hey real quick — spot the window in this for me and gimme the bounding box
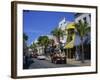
[83,17,87,23]
[79,20,81,23]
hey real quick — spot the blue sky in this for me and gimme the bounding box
[23,10,75,45]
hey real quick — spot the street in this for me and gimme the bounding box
[29,58,78,69]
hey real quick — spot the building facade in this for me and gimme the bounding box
[75,13,91,26]
[58,17,69,45]
[75,13,91,60]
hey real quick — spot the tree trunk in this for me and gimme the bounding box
[44,46,47,56]
[64,49,67,64]
[81,38,85,63]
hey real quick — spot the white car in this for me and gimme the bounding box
[37,55,46,60]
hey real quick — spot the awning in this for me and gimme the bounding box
[64,34,75,49]
[64,40,74,48]
[66,23,75,30]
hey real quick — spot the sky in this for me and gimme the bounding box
[23,10,75,46]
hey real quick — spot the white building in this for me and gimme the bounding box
[36,46,44,55]
[75,13,91,26]
[58,17,67,30]
[58,17,70,45]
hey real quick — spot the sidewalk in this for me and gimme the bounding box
[67,58,91,66]
[46,56,90,66]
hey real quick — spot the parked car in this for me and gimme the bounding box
[37,55,46,60]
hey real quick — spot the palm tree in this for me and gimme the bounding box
[75,21,90,63]
[38,36,49,46]
[30,42,37,50]
[51,28,64,44]
[38,36,50,54]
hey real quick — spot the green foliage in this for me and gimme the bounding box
[75,21,90,39]
[30,42,37,49]
[38,36,50,47]
[23,33,28,41]
[51,28,64,43]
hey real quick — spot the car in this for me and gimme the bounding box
[37,55,46,60]
[51,53,66,64]
[32,53,38,58]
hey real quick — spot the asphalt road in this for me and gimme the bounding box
[29,58,77,69]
